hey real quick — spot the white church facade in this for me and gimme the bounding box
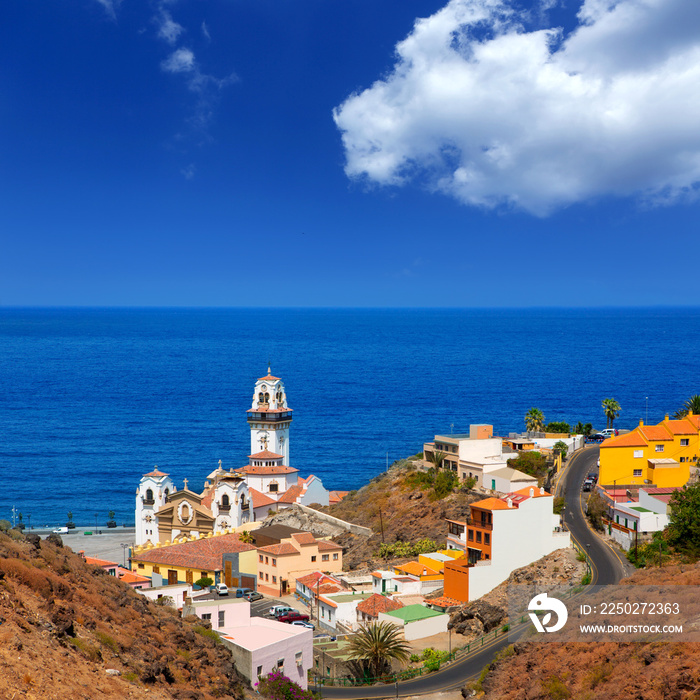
[135,369,336,546]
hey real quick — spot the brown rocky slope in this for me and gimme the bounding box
[474,562,700,700]
[0,530,248,700]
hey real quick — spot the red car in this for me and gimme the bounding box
[278,612,310,624]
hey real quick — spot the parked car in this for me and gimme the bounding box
[291,620,315,629]
[278,612,310,624]
[274,608,300,619]
[215,583,229,596]
[52,527,69,534]
[582,480,593,492]
[244,590,263,602]
[235,587,253,598]
[587,473,598,483]
[269,605,294,617]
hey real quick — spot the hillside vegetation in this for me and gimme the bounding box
[0,530,247,700]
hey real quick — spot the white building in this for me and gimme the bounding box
[182,595,313,689]
[135,369,339,545]
[424,425,518,488]
[444,487,570,601]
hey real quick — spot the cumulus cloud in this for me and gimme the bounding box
[333,0,700,214]
[156,10,185,45]
[161,47,196,74]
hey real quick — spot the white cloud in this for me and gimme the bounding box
[333,0,700,215]
[181,164,196,180]
[202,21,211,42]
[161,47,196,74]
[94,0,121,21]
[157,10,185,45]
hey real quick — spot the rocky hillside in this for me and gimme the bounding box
[319,459,484,569]
[0,530,247,700]
[474,562,700,700]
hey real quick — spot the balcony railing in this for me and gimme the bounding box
[218,503,231,512]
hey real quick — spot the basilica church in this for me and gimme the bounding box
[135,369,341,547]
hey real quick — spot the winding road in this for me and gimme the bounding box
[315,446,631,699]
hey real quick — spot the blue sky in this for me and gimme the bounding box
[2,0,700,307]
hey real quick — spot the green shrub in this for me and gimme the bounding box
[194,577,213,588]
[377,538,437,558]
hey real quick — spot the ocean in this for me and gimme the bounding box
[1,307,698,529]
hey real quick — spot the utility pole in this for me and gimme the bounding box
[378,508,385,543]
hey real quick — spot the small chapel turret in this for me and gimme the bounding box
[247,366,293,465]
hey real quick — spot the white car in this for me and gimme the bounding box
[215,583,229,596]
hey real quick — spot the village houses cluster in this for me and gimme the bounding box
[89,371,699,686]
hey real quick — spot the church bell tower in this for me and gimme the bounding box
[247,367,293,465]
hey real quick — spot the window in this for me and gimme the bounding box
[259,555,264,563]
[311,556,316,562]
[681,438,690,446]
[259,572,263,579]
[153,565,160,574]
[633,469,642,477]
[484,533,490,545]
[257,666,263,678]
[202,613,212,621]
[272,576,277,584]
[468,529,474,541]
[272,558,277,567]
[146,488,154,501]
[333,553,338,561]
[655,444,664,452]
[277,659,284,669]
[476,531,482,544]
[269,483,279,493]
[322,554,329,562]
[265,557,269,564]
[218,611,225,627]
[201,572,207,579]
[138,563,144,569]
[265,573,269,581]
[221,494,229,507]
[633,450,643,458]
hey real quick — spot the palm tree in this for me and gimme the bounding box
[673,395,700,419]
[347,621,411,678]
[429,450,447,470]
[524,408,545,432]
[602,398,621,429]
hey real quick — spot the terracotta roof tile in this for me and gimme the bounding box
[602,431,648,447]
[318,596,337,608]
[395,562,439,577]
[131,534,255,571]
[317,540,343,551]
[241,464,299,475]
[257,374,281,381]
[356,594,404,617]
[144,468,169,478]
[296,572,328,587]
[278,485,303,504]
[471,497,512,511]
[249,487,277,508]
[257,543,299,555]
[665,419,698,435]
[119,571,151,584]
[84,556,118,568]
[249,450,285,460]
[329,491,349,504]
[426,596,462,608]
[317,582,345,595]
[640,425,672,441]
[290,532,317,545]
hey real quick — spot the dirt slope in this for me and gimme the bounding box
[475,562,700,700]
[0,530,248,700]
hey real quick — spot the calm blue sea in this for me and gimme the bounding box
[1,307,699,528]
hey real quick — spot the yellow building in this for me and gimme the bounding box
[256,532,343,596]
[131,531,258,587]
[599,413,699,488]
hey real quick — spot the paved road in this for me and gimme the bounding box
[556,446,634,585]
[316,446,632,699]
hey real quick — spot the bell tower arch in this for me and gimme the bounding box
[247,367,292,465]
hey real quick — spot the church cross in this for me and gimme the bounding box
[183,478,188,490]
